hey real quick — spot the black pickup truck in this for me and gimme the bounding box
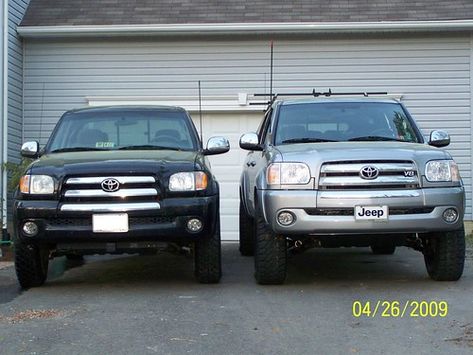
[13,106,229,287]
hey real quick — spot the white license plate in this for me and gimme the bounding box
[92,213,129,233]
[355,206,388,221]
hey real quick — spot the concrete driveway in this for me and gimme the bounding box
[0,244,472,354]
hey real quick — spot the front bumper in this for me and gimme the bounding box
[13,195,218,244]
[259,187,465,235]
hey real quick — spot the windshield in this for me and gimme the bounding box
[46,109,199,153]
[274,102,421,145]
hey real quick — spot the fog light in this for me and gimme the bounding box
[277,211,295,226]
[22,221,38,236]
[187,218,203,232]
[442,208,458,223]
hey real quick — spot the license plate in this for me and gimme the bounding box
[92,213,129,233]
[354,206,388,221]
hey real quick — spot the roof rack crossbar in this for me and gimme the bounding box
[252,88,389,111]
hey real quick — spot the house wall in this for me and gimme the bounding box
[22,34,473,222]
[2,0,30,230]
[8,0,29,164]
[1,0,5,230]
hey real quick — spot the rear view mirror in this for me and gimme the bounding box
[428,130,450,147]
[204,136,230,155]
[21,141,40,158]
[239,132,262,151]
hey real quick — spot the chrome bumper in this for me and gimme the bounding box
[259,187,465,235]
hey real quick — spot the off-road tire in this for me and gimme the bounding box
[254,206,287,285]
[423,227,465,281]
[370,244,396,255]
[195,217,222,283]
[14,242,49,289]
[239,201,255,256]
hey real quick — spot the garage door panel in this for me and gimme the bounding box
[194,112,261,240]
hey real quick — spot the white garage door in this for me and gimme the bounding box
[192,112,262,241]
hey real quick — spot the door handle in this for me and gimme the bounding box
[247,161,256,167]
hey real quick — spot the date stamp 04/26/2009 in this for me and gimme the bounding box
[352,300,449,318]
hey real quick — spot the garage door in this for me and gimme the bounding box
[191,112,262,241]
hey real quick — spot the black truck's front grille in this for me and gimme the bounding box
[59,176,161,212]
[47,216,175,228]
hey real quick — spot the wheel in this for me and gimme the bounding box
[254,205,287,285]
[370,244,396,255]
[423,227,465,281]
[14,242,49,289]
[194,217,222,283]
[239,201,255,256]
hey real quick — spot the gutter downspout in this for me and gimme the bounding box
[1,0,7,233]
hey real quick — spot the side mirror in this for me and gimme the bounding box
[21,141,40,158]
[239,132,262,151]
[428,130,450,147]
[204,136,230,155]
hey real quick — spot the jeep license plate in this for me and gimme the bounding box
[93,213,129,233]
[354,206,388,221]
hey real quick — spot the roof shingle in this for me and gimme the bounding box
[20,0,473,27]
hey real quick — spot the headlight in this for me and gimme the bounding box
[267,163,311,185]
[19,175,55,194]
[425,160,461,182]
[169,172,208,191]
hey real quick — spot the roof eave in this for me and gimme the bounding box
[17,20,473,38]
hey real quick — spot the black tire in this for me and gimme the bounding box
[239,201,255,256]
[370,244,396,255]
[14,242,49,289]
[195,217,222,284]
[423,227,465,281]
[254,206,287,285]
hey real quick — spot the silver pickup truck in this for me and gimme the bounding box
[239,95,465,284]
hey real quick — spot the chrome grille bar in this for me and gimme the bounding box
[319,175,418,186]
[65,176,155,185]
[321,163,415,174]
[60,202,161,212]
[64,188,158,198]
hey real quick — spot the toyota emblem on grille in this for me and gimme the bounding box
[359,166,379,180]
[101,178,120,192]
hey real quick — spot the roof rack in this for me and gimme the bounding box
[250,88,389,111]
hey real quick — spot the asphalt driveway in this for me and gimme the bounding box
[0,244,472,354]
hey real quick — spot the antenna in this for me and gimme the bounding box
[198,80,203,147]
[269,41,274,100]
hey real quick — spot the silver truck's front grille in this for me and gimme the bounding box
[60,176,160,211]
[319,161,419,190]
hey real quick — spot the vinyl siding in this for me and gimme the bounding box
[8,0,29,164]
[22,35,473,219]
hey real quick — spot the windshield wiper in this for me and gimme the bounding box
[348,136,406,142]
[50,147,110,153]
[282,138,338,144]
[118,145,182,151]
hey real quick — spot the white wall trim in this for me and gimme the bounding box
[18,20,473,38]
[86,95,263,113]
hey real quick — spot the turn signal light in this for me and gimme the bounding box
[19,175,30,193]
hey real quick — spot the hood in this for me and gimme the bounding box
[29,150,201,179]
[274,141,451,175]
